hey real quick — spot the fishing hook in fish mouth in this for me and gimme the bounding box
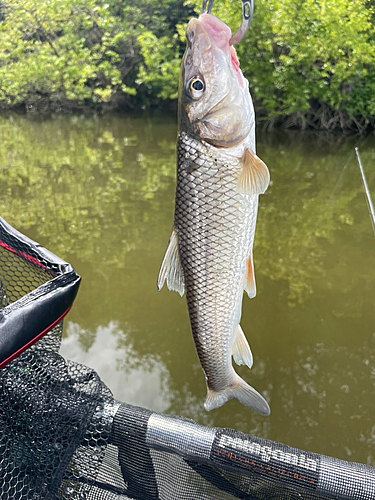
[201,0,254,46]
[229,0,254,45]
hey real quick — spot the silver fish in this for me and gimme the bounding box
[158,12,270,416]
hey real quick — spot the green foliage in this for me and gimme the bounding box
[0,0,190,108]
[137,30,181,100]
[209,0,375,129]
[0,0,374,128]
[0,0,130,105]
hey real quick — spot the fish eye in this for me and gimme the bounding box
[192,79,204,91]
[186,76,205,99]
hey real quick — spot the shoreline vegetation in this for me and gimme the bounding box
[0,0,374,134]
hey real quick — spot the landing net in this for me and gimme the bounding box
[0,217,374,500]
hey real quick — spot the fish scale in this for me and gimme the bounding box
[175,131,258,392]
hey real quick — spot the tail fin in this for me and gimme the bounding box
[204,374,270,416]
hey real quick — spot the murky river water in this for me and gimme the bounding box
[0,113,374,466]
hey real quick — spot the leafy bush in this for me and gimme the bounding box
[0,0,374,131]
[0,0,191,110]
[0,1,130,107]
[212,0,375,131]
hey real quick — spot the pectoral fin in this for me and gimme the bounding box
[237,148,270,195]
[157,228,185,296]
[244,254,256,299]
[232,325,253,369]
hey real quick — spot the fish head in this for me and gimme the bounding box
[179,13,254,148]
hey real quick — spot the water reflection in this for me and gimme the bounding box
[61,321,172,412]
[0,113,176,268]
[0,113,374,465]
[265,337,375,465]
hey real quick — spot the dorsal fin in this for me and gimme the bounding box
[237,148,270,195]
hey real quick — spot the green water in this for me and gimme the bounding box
[0,113,374,466]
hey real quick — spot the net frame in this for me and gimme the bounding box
[0,216,81,369]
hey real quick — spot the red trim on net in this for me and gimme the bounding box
[0,240,48,271]
[0,305,72,370]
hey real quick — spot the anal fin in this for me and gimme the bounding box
[157,228,185,296]
[232,325,253,369]
[237,148,270,195]
[244,254,256,299]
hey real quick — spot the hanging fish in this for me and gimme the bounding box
[158,0,270,415]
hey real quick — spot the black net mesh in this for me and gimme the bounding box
[0,331,106,499]
[0,218,80,369]
[0,240,63,354]
[0,218,374,500]
[0,244,55,300]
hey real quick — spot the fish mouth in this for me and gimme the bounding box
[186,14,231,54]
[186,14,241,84]
[198,14,231,52]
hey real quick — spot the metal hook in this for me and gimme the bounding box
[201,0,215,15]
[201,0,254,45]
[229,0,254,45]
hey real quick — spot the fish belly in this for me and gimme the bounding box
[175,132,258,391]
